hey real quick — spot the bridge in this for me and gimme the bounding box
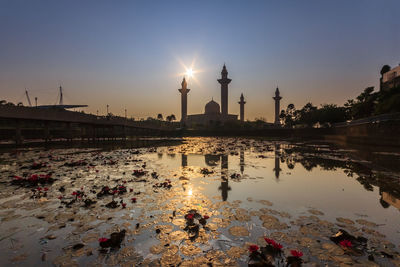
[0,106,179,144]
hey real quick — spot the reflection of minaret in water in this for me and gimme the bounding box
[240,147,245,174]
[181,154,187,168]
[219,154,231,201]
[273,144,282,179]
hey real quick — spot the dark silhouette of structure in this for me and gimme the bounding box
[273,143,282,179]
[238,93,246,122]
[240,146,245,174]
[218,64,232,121]
[181,154,188,168]
[273,87,282,125]
[185,65,237,126]
[219,154,231,201]
[178,77,190,125]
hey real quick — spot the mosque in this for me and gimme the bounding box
[178,64,282,126]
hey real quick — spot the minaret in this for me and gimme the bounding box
[217,64,232,120]
[273,87,282,125]
[240,146,244,174]
[238,93,246,122]
[178,77,190,125]
[273,143,281,179]
[219,154,231,201]
[181,154,187,168]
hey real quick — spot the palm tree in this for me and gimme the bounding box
[157,113,163,120]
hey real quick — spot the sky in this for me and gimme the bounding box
[0,0,399,121]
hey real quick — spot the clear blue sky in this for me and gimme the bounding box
[0,0,399,121]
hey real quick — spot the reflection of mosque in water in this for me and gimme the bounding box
[180,146,283,201]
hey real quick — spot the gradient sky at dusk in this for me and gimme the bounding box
[0,0,399,121]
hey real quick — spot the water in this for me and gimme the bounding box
[0,137,399,266]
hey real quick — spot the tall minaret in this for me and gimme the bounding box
[218,64,232,120]
[273,87,282,125]
[178,77,190,125]
[238,93,246,122]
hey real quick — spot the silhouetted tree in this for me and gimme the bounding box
[375,84,400,114]
[166,114,176,122]
[380,65,391,76]
[345,87,378,119]
[297,102,318,126]
[316,104,348,125]
[157,113,163,120]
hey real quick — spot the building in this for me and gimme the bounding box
[273,87,282,125]
[380,65,400,91]
[184,65,238,126]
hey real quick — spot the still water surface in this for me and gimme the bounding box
[0,137,399,266]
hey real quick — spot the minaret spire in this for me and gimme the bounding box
[178,77,190,125]
[238,93,246,122]
[218,64,232,121]
[273,87,282,125]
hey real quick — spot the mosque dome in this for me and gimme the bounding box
[205,99,220,115]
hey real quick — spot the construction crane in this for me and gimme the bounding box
[37,85,88,109]
[25,89,32,107]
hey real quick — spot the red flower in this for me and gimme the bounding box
[273,242,283,250]
[43,187,49,191]
[98,238,109,243]
[290,250,303,258]
[112,190,118,194]
[122,203,127,208]
[186,214,194,220]
[13,175,23,180]
[249,245,259,253]
[203,215,210,219]
[131,197,137,203]
[339,240,352,248]
[37,187,42,191]
[72,191,78,196]
[58,196,63,199]
[264,238,274,245]
[129,188,133,192]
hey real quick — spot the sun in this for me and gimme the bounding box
[186,68,194,78]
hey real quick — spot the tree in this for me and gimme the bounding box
[166,114,176,122]
[380,65,391,76]
[346,87,378,119]
[297,102,317,126]
[316,104,348,125]
[157,113,163,120]
[375,84,400,114]
[283,104,297,127]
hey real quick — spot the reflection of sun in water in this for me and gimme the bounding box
[186,68,193,78]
